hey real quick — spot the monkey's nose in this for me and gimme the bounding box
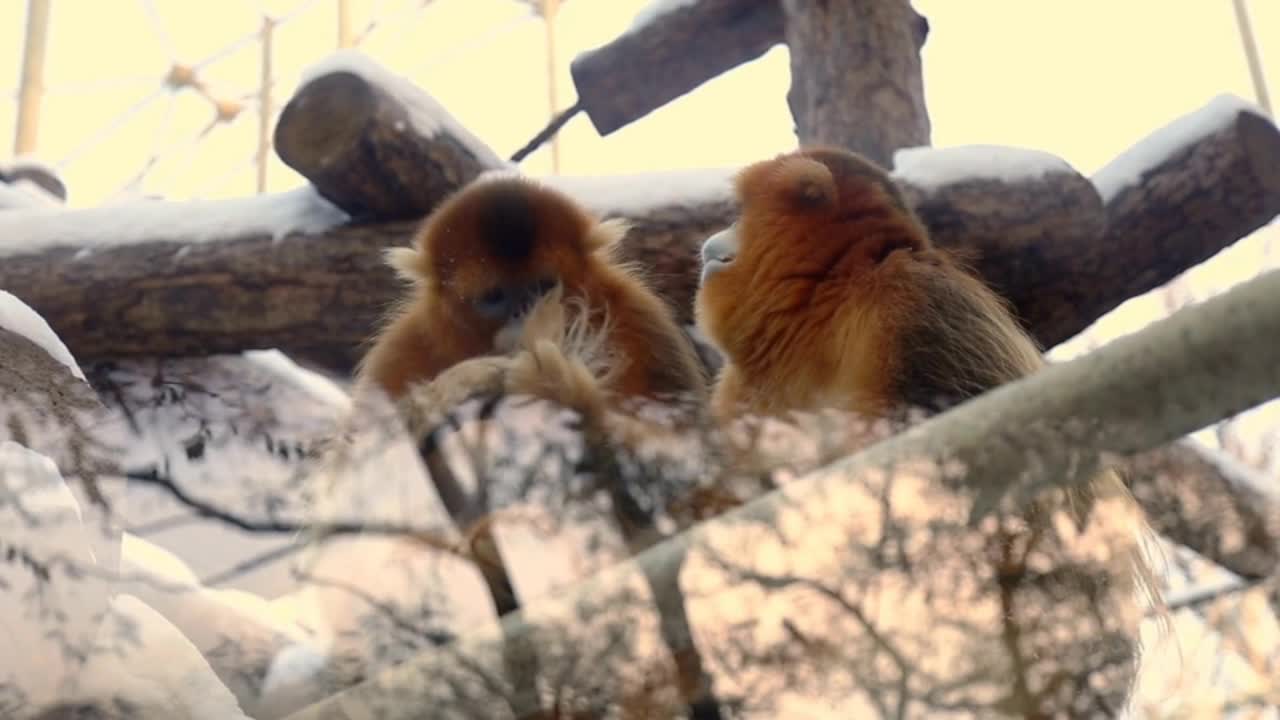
[700,225,740,284]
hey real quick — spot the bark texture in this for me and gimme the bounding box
[274,70,500,222]
[570,0,784,136]
[781,0,931,166]
[1044,109,1280,349]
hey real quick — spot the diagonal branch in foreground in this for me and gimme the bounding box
[280,261,1280,719]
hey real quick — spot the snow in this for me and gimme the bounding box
[0,185,348,258]
[628,0,701,32]
[0,442,112,711]
[243,349,352,411]
[299,50,508,170]
[72,594,254,719]
[0,179,58,209]
[0,289,85,381]
[478,166,737,217]
[891,144,1074,191]
[1092,94,1260,202]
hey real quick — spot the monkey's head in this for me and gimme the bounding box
[696,147,931,388]
[391,176,625,352]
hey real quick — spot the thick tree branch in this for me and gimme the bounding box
[283,265,1280,720]
[1048,95,1280,348]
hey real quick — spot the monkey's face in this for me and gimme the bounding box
[696,147,926,366]
[700,223,740,286]
[420,177,601,351]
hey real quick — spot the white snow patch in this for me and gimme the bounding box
[1092,94,1260,202]
[0,179,59,209]
[478,167,737,217]
[0,442,113,711]
[243,349,352,411]
[299,50,508,170]
[0,289,85,381]
[628,0,701,33]
[891,144,1074,191]
[0,185,347,257]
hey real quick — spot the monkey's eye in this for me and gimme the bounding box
[474,287,510,319]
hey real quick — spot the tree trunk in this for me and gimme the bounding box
[781,0,931,166]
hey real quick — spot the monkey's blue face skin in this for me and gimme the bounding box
[481,277,558,353]
[472,277,557,322]
[700,224,740,286]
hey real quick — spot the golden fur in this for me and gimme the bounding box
[357,176,707,409]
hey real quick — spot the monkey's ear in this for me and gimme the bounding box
[737,155,837,214]
[586,217,631,252]
[384,246,426,285]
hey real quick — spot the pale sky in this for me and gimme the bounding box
[2,0,1276,206]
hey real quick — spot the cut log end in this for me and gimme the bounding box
[274,72,379,176]
[1238,110,1280,196]
[274,66,501,222]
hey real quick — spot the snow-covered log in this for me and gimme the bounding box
[284,266,1280,719]
[1,97,1276,373]
[275,51,506,222]
[1055,94,1280,349]
[570,0,784,136]
[0,171,734,374]
[0,290,117,554]
[782,0,930,166]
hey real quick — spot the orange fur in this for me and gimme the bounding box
[357,176,706,406]
[697,146,1040,420]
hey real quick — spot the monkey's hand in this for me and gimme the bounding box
[397,355,514,436]
[505,338,609,423]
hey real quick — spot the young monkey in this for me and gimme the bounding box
[356,175,707,419]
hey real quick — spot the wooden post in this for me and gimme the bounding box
[257,15,276,194]
[337,0,354,49]
[780,0,930,167]
[542,0,561,173]
[14,0,52,155]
